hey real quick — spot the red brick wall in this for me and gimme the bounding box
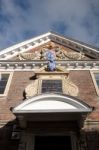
[0,70,99,150]
[0,71,34,121]
[0,70,99,122]
[69,71,99,121]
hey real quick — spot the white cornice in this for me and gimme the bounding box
[0,32,51,60]
[0,60,99,71]
[0,32,99,60]
[50,32,99,53]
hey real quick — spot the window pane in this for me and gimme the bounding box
[94,73,99,87]
[95,74,99,80]
[42,80,62,93]
[0,87,5,94]
[1,74,9,80]
[0,81,8,86]
[0,74,9,94]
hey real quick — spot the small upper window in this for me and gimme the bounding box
[41,80,62,93]
[0,72,13,96]
[91,71,99,96]
[94,73,99,88]
[0,74,9,94]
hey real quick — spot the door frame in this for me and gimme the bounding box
[25,132,78,150]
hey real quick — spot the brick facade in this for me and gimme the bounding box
[0,37,99,150]
[0,70,99,149]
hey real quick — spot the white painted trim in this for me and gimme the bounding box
[0,71,13,97]
[51,32,99,53]
[13,94,91,113]
[0,69,99,73]
[0,32,99,60]
[0,32,51,55]
[0,39,50,60]
[0,61,99,70]
[90,70,99,96]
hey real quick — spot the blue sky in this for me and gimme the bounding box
[0,0,99,49]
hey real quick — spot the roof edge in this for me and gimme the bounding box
[0,31,99,60]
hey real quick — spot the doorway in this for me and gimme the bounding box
[34,136,72,150]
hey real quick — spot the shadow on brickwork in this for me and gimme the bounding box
[0,119,20,150]
[29,74,38,80]
[0,119,99,150]
[23,90,26,100]
[78,130,99,150]
[85,131,99,150]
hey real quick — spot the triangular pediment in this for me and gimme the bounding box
[13,42,89,61]
[0,31,99,60]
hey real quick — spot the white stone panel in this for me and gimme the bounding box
[21,100,76,111]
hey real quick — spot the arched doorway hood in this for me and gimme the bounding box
[13,94,92,113]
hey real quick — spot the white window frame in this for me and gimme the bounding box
[90,70,99,96]
[0,71,13,97]
[38,75,64,94]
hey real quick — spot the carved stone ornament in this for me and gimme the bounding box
[18,52,41,60]
[63,77,79,96]
[17,44,85,60]
[25,76,79,98]
[64,51,85,60]
[25,80,38,98]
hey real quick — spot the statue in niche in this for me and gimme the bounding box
[46,45,56,71]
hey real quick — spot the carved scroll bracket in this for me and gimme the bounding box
[63,77,79,96]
